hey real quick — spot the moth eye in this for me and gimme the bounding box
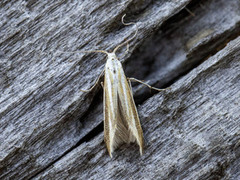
[113,70,116,73]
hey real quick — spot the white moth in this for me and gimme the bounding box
[103,51,144,157]
[78,15,163,157]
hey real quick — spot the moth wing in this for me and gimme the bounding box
[116,62,144,155]
[103,64,118,157]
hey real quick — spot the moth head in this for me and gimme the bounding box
[107,52,118,61]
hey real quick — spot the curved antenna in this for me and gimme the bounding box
[113,14,138,54]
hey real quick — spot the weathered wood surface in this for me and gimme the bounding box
[0,0,240,179]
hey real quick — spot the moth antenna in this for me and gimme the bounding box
[113,14,138,54]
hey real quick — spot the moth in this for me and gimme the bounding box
[78,15,163,157]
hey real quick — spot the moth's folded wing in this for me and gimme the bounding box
[117,66,144,155]
[103,67,118,157]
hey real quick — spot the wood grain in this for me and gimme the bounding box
[0,0,239,179]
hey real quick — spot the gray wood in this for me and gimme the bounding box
[1,0,240,179]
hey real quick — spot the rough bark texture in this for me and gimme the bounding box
[0,0,240,179]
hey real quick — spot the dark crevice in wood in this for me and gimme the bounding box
[78,89,104,138]
[62,88,104,144]
[126,0,240,104]
[161,0,200,28]
[29,89,104,179]
[79,121,103,143]
[161,22,240,88]
[29,121,103,179]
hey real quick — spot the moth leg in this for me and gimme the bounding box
[127,78,133,91]
[100,82,104,88]
[127,77,168,92]
[80,70,104,93]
